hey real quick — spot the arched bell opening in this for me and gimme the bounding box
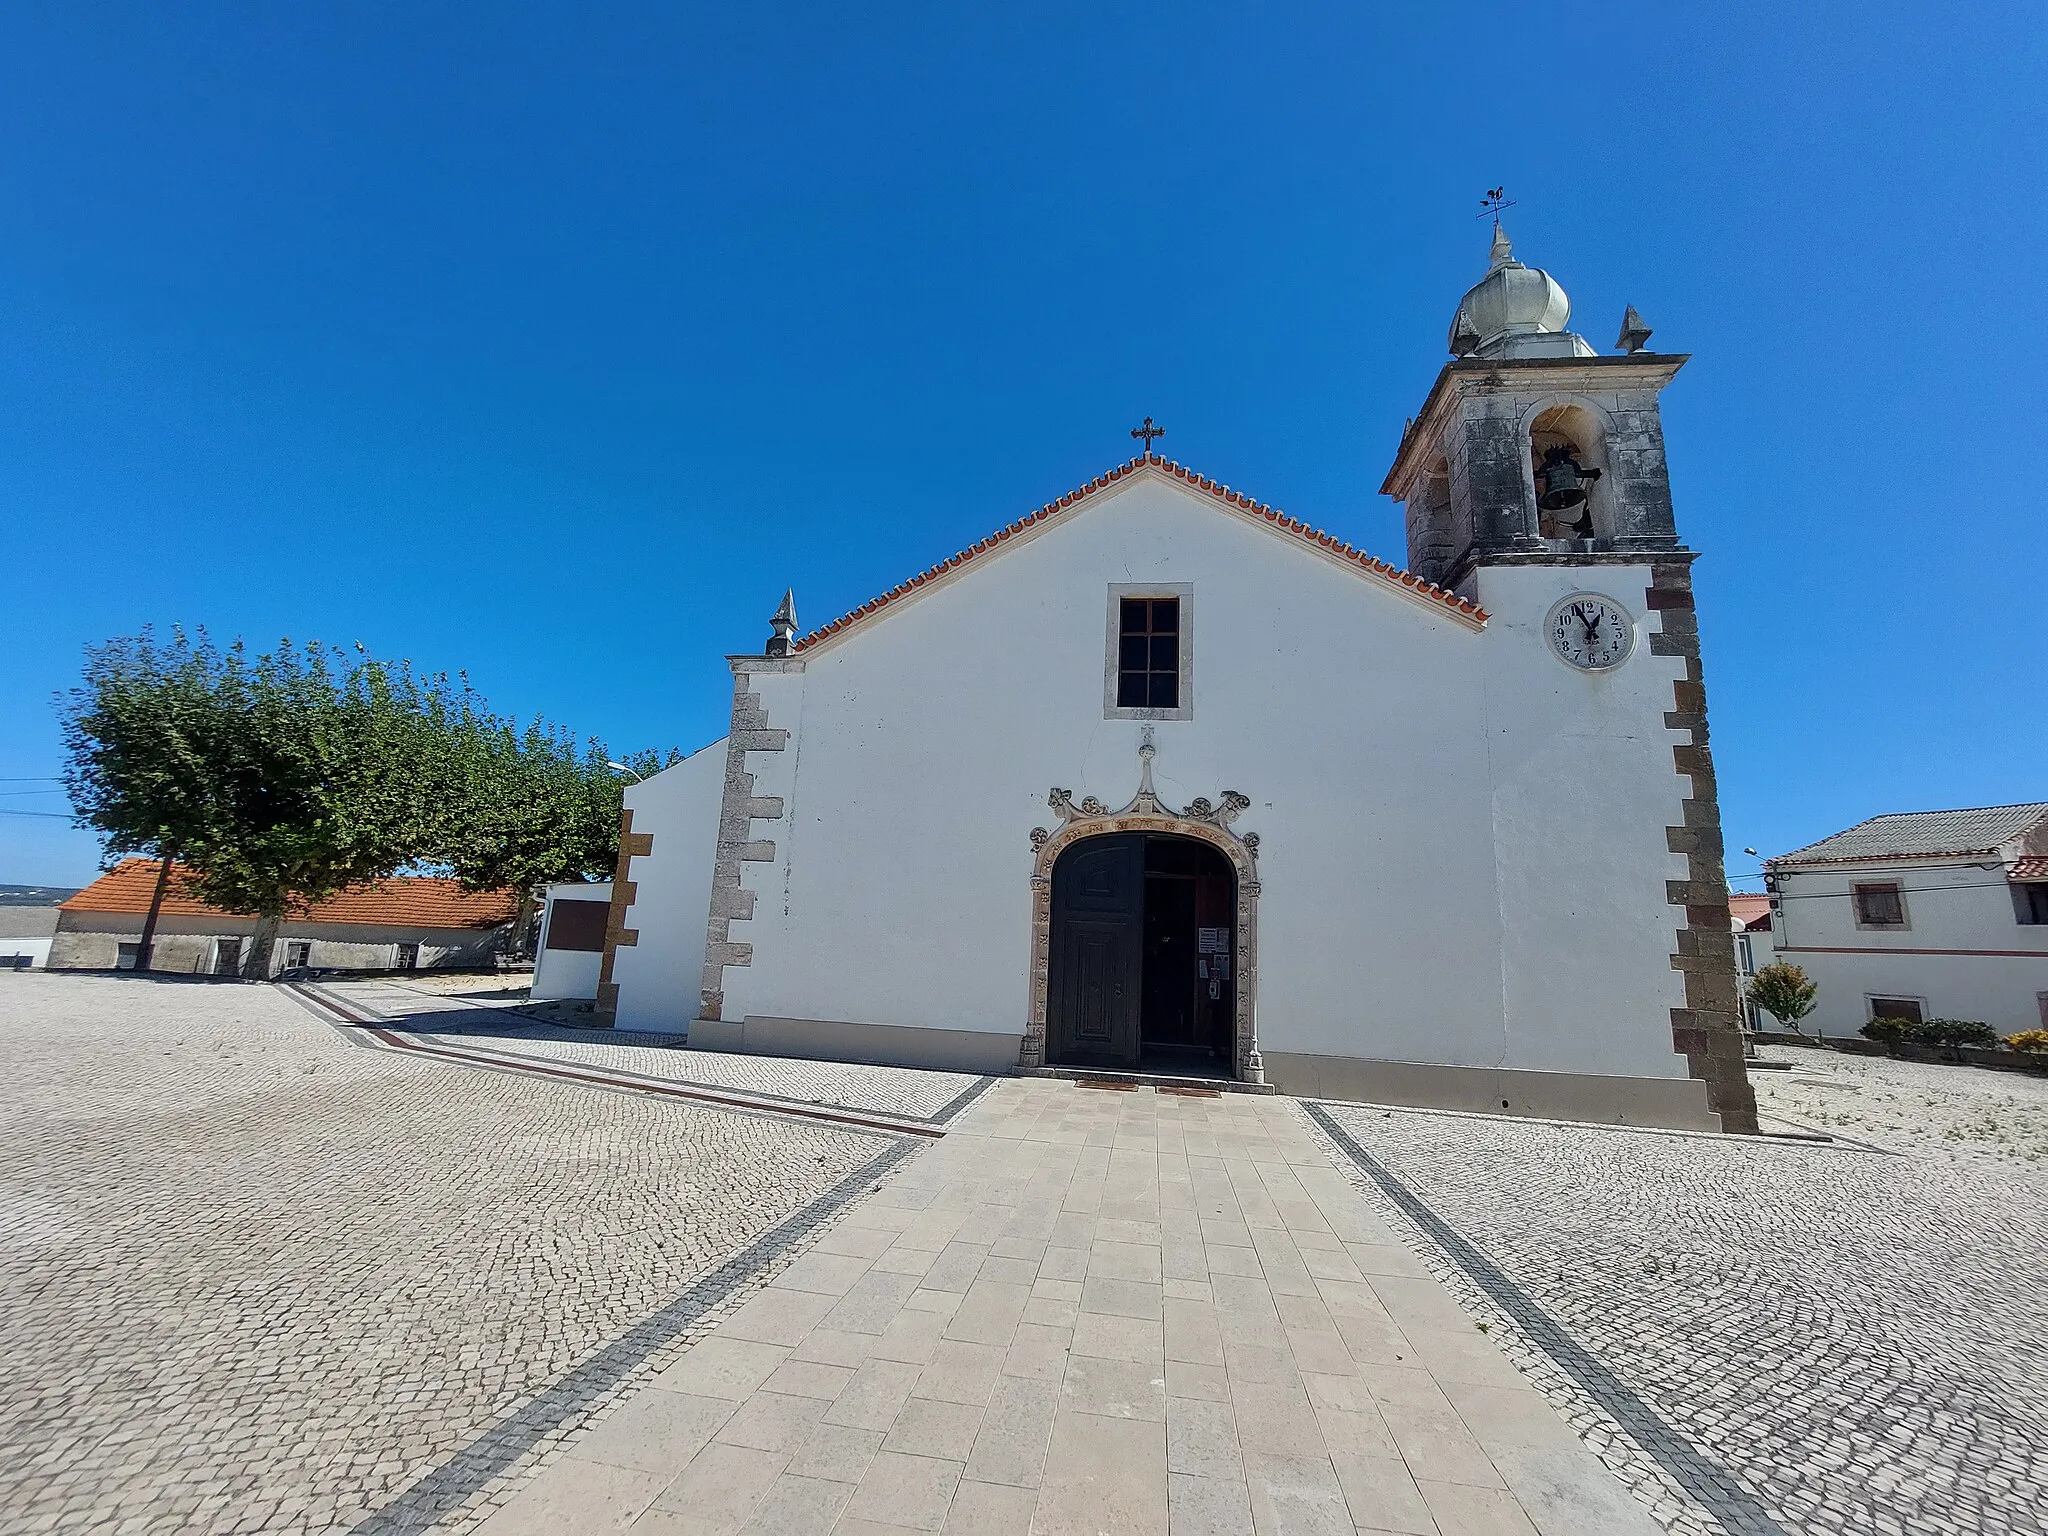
[1528,402,1613,543]
[1043,832,1240,1077]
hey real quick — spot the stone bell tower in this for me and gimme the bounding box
[1381,224,1688,594]
[1380,223,1759,1136]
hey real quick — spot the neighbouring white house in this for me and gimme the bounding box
[1729,893,1777,1030]
[50,860,518,976]
[1762,804,2048,1039]
[531,882,614,1001]
[593,226,1759,1133]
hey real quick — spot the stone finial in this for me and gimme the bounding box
[765,589,799,657]
[1488,222,1515,271]
[1616,304,1654,354]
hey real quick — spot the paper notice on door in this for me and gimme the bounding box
[1198,927,1227,953]
[1198,959,1210,979]
[1213,954,1229,980]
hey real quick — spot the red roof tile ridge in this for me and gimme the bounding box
[791,453,1486,651]
[59,859,519,929]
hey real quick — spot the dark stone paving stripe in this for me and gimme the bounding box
[288,982,955,1138]
[1303,1102,1792,1536]
[350,1135,921,1536]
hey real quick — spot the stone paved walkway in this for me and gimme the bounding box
[476,1079,1658,1536]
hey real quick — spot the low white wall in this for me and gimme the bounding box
[611,741,727,1033]
[531,882,612,1001]
[0,938,53,969]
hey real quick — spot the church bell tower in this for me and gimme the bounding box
[1381,222,1759,1136]
[1381,223,1686,593]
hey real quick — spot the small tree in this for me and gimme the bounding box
[1746,962,1818,1036]
[63,631,456,977]
[1860,1016,1916,1056]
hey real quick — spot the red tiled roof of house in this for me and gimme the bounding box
[60,859,519,930]
[2012,856,2048,881]
[791,453,1488,652]
[1727,894,1772,928]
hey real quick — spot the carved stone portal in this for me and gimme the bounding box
[1022,739,1263,1082]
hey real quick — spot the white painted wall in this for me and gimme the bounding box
[611,740,726,1033]
[672,468,1698,1086]
[0,938,52,969]
[1771,859,2048,1037]
[531,882,612,1001]
[1472,563,1694,1077]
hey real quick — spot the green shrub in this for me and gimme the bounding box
[1913,1019,1999,1050]
[1860,1016,1917,1054]
[2006,1030,2048,1054]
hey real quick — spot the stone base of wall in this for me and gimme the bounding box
[688,1015,1024,1076]
[1260,1051,1720,1132]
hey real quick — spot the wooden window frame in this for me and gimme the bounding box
[1865,994,1925,1025]
[1104,583,1193,722]
[1851,881,1909,931]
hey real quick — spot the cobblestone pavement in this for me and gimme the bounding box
[321,979,993,1126]
[475,1078,1659,1536]
[1750,1043,2048,1168]
[1310,1099,2048,1536]
[0,972,905,1535]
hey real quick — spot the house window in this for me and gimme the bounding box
[284,940,313,970]
[1852,882,1908,930]
[1737,933,1754,975]
[116,942,139,971]
[393,942,419,971]
[1104,584,1193,720]
[1867,996,1924,1026]
[2013,883,2048,926]
[212,938,243,975]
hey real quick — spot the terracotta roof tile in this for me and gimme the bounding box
[1727,893,1772,927]
[791,453,1487,652]
[60,860,519,930]
[2011,856,2048,881]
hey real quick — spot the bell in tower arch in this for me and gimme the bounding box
[1536,443,1601,538]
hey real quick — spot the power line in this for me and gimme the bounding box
[0,809,73,819]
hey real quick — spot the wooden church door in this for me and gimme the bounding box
[1047,835,1143,1069]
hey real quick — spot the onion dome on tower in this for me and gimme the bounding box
[1446,225,1595,360]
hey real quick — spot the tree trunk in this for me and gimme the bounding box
[243,912,282,980]
[135,853,175,973]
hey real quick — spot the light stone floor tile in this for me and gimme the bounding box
[477,1459,671,1534]
[573,1389,736,1474]
[840,1449,963,1532]
[1242,1449,1354,1536]
[1168,1470,1258,1536]
[942,1477,1038,1534]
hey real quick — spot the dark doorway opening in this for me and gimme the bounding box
[1047,833,1235,1076]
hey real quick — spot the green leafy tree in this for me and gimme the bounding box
[436,709,675,950]
[1746,961,1819,1035]
[63,631,458,977]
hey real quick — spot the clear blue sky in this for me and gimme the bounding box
[3,3,2042,889]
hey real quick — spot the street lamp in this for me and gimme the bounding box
[605,760,645,784]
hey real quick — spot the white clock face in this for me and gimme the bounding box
[1547,594,1634,671]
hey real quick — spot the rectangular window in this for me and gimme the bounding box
[393,942,419,971]
[116,942,139,971]
[1104,585,1192,720]
[1118,598,1180,709]
[284,940,313,970]
[2013,883,2048,926]
[1868,996,1924,1025]
[212,938,243,975]
[1852,882,1907,930]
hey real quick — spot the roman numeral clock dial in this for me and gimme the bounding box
[1545,593,1635,671]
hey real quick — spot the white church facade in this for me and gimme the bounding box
[596,229,1759,1135]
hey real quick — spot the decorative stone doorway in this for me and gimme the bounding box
[1022,738,1263,1082]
